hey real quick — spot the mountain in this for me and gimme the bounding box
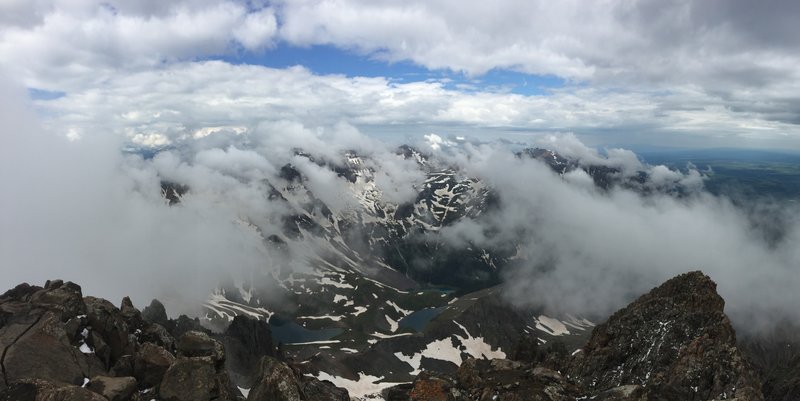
[0,272,773,400]
[179,144,712,396]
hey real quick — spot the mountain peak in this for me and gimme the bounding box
[570,270,762,400]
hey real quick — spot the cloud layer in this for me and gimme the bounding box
[2,1,800,147]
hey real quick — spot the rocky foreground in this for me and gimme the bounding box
[0,272,793,400]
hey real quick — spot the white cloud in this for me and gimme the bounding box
[2,1,800,147]
[23,61,800,149]
[234,8,278,51]
[0,1,278,90]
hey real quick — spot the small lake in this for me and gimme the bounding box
[398,307,446,332]
[269,316,343,344]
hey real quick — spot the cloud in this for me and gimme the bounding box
[2,1,800,147]
[429,140,800,333]
[0,1,278,90]
[271,0,800,131]
[0,76,286,314]
[22,61,800,150]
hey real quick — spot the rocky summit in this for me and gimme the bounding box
[1,271,788,400]
[0,280,345,401]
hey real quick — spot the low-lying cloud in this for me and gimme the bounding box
[440,140,800,333]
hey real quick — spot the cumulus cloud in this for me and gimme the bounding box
[0,0,278,90]
[2,1,800,147]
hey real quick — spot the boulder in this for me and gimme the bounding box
[84,296,134,364]
[247,356,302,401]
[176,331,224,363]
[29,280,86,320]
[298,377,349,401]
[133,342,175,388]
[0,378,107,401]
[1,310,103,387]
[159,357,216,401]
[88,376,137,401]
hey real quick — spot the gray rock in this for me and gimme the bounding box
[133,342,175,388]
[141,299,169,328]
[84,296,134,364]
[247,356,302,401]
[176,331,224,364]
[1,310,103,387]
[159,357,216,401]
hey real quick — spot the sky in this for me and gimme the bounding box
[1,0,800,149]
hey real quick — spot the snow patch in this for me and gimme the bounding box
[535,315,570,336]
[287,340,341,345]
[313,371,406,400]
[387,301,412,316]
[385,315,399,332]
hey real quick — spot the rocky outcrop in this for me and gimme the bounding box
[569,271,763,400]
[0,281,105,389]
[0,278,352,401]
[387,271,765,401]
[220,315,278,387]
[247,356,348,401]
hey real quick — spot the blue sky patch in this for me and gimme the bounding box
[27,88,66,101]
[219,43,565,96]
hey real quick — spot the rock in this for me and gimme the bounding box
[1,309,103,387]
[383,383,413,401]
[108,355,134,377]
[0,378,107,401]
[450,358,580,401]
[30,281,87,320]
[568,271,764,401]
[133,342,175,388]
[171,315,208,339]
[221,315,276,387]
[88,376,137,401]
[593,384,647,401]
[408,372,452,401]
[119,297,145,332]
[298,377,349,401]
[84,296,134,364]
[139,322,175,351]
[247,356,302,401]
[0,283,40,303]
[141,299,170,329]
[176,331,224,364]
[159,357,216,401]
